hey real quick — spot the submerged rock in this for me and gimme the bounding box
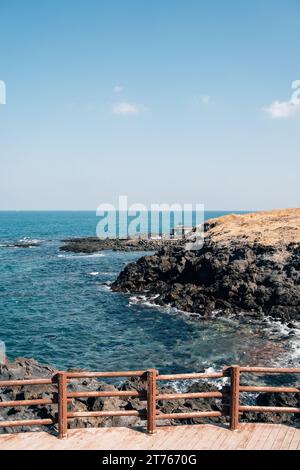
[0,241,41,248]
[112,209,300,322]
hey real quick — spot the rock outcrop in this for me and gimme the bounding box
[60,237,182,253]
[112,209,300,322]
[0,241,41,249]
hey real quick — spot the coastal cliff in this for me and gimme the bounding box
[112,209,300,322]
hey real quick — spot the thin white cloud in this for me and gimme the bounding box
[0,80,6,105]
[113,85,124,94]
[112,102,142,116]
[200,95,211,105]
[264,81,300,119]
[264,100,300,119]
[191,94,212,107]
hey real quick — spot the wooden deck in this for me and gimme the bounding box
[0,424,299,450]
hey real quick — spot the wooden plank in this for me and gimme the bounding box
[67,390,140,398]
[240,405,300,413]
[185,424,220,450]
[156,391,222,400]
[67,410,140,418]
[230,365,240,430]
[235,423,257,450]
[189,425,224,450]
[240,386,299,393]
[0,398,55,407]
[209,427,231,450]
[221,425,247,450]
[151,426,190,450]
[240,367,300,374]
[260,424,282,450]
[249,424,274,451]
[57,372,68,439]
[0,418,54,428]
[157,372,223,381]
[66,370,146,378]
[110,428,146,450]
[147,369,157,434]
[271,425,292,450]
[278,427,297,450]
[76,428,120,451]
[163,426,205,450]
[289,428,300,450]
[244,424,272,450]
[0,378,53,387]
[157,411,222,420]
[0,424,299,450]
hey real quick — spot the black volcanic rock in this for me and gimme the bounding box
[1,359,299,433]
[241,391,300,425]
[60,237,182,253]
[112,210,300,322]
[0,241,41,248]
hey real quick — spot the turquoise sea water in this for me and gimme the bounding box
[0,211,298,377]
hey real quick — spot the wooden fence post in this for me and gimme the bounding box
[57,372,68,439]
[147,369,157,434]
[230,365,240,430]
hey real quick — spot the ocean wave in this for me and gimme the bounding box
[57,253,105,259]
[129,294,159,308]
[89,271,118,276]
[169,366,229,393]
[0,237,42,248]
[18,237,42,244]
[128,294,202,319]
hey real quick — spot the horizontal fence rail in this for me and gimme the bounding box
[0,365,299,438]
[230,365,300,430]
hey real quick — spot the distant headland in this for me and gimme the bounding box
[112,208,300,323]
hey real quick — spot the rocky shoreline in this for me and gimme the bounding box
[112,209,300,323]
[0,241,41,249]
[0,358,299,434]
[60,237,181,253]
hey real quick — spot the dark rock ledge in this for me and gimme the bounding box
[0,241,41,249]
[112,209,300,323]
[60,237,182,253]
[0,358,299,434]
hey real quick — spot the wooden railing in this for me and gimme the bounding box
[231,366,300,430]
[0,365,299,438]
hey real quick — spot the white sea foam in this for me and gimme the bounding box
[58,253,105,259]
[169,366,229,393]
[88,271,116,276]
[129,294,203,320]
[18,237,42,244]
[89,271,118,276]
[129,294,160,309]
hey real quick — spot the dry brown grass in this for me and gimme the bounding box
[205,208,300,246]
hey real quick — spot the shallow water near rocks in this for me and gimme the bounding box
[0,212,299,387]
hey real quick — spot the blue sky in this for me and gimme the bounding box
[0,0,299,210]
